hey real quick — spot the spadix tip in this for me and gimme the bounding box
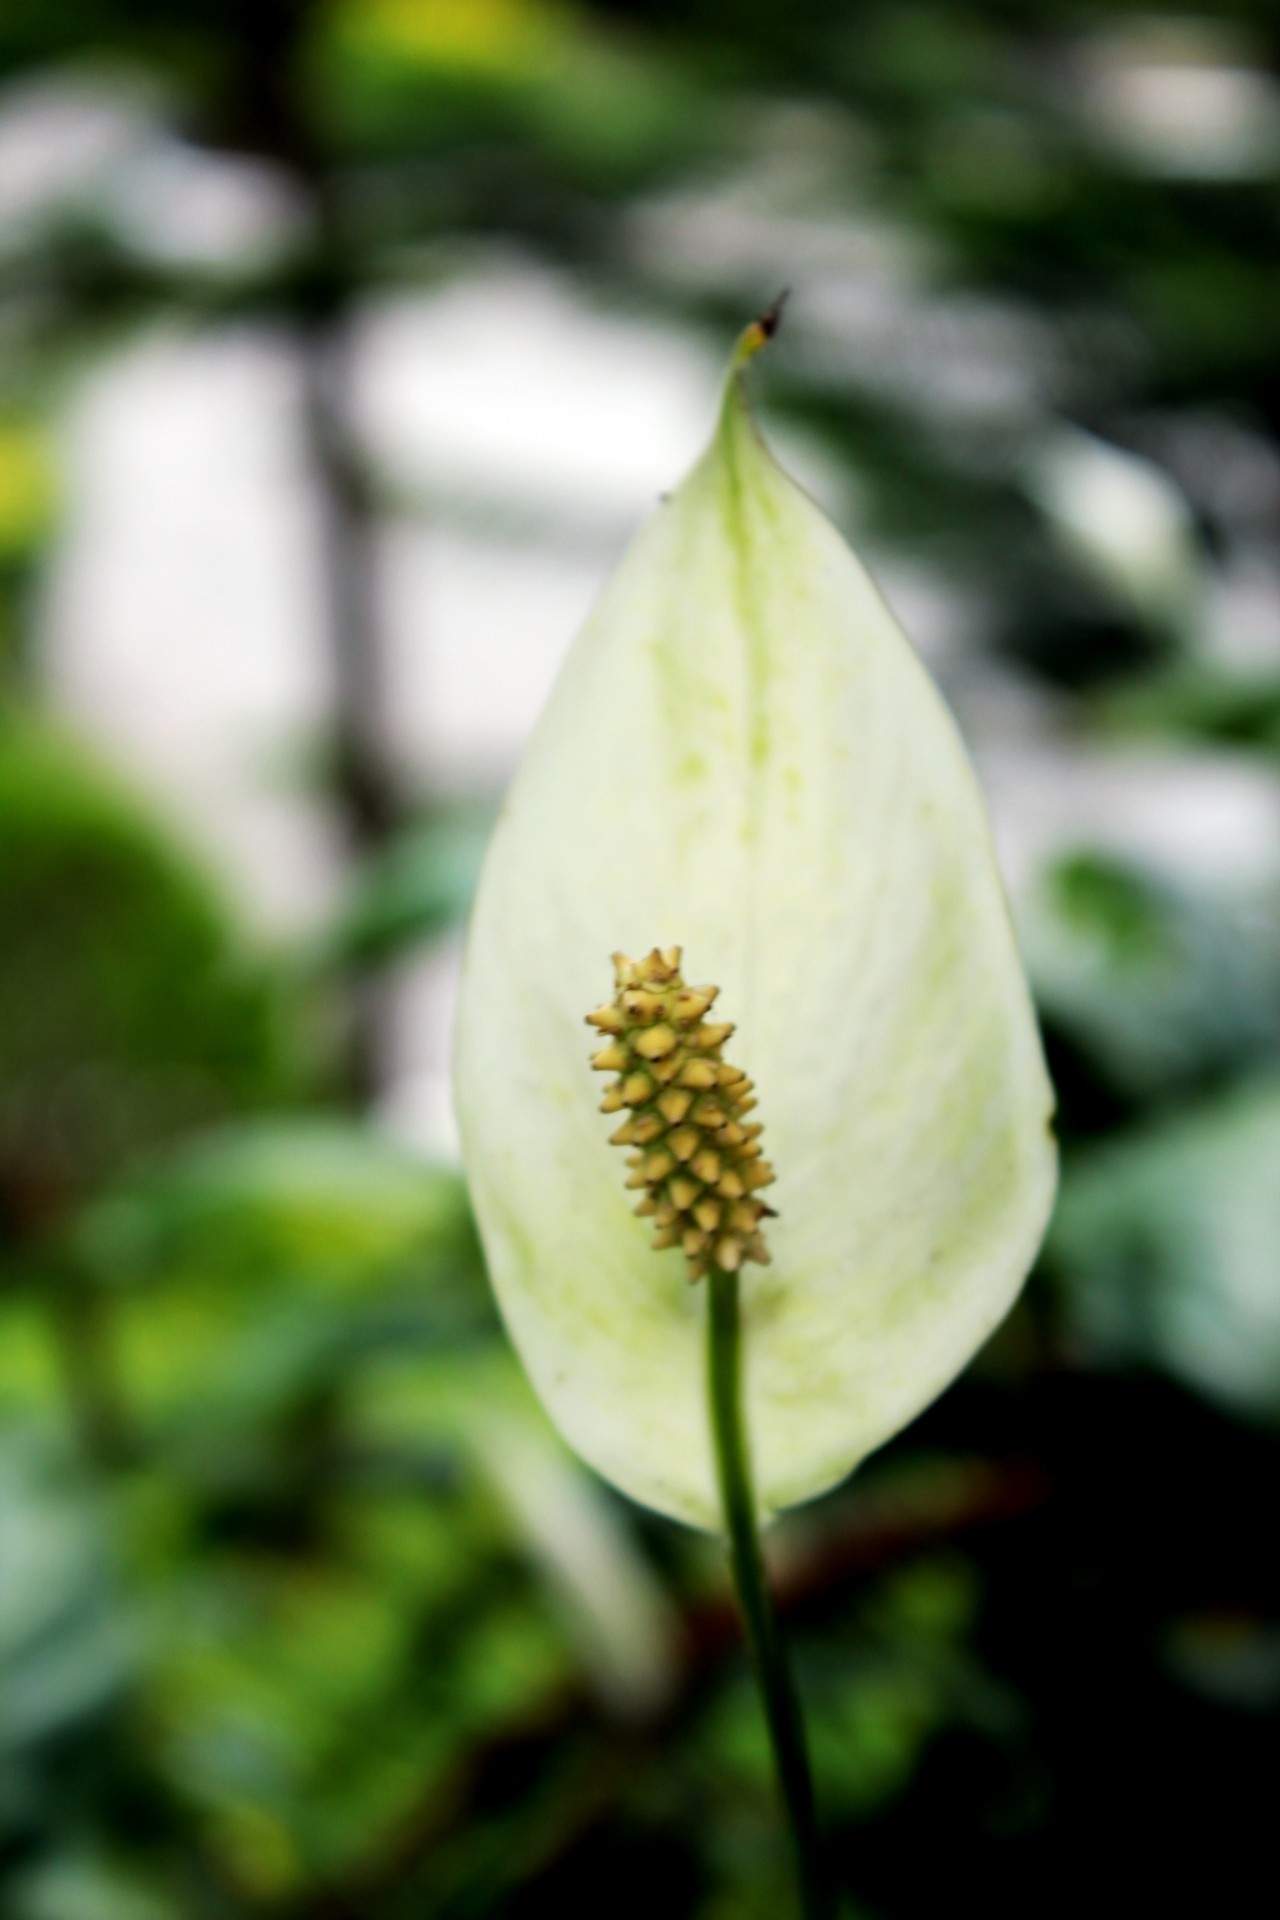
[590,949,775,1283]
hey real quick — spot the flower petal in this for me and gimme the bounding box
[455,364,1057,1530]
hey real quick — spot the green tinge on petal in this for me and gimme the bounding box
[455,363,1057,1531]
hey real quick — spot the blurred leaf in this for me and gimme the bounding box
[0,1438,134,1755]
[76,1118,475,1291]
[1023,851,1280,1103]
[333,0,572,84]
[310,0,712,182]
[1050,1078,1280,1424]
[66,1120,490,1462]
[1161,1611,1280,1714]
[1026,427,1203,643]
[314,804,492,970]
[11,1853,179,1920]
[0,418,57,560]
[145,1434,575,1892]
[1101,663,1280,754]
[0,724,297,1229]
[467,1384,680,1718]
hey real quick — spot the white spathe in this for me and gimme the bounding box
[455,352,1056,1531]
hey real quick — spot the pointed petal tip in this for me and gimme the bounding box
[730,290,791,373]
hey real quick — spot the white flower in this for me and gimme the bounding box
[455,322,1056,1531]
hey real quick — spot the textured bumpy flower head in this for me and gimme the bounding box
[587,946,775,1281]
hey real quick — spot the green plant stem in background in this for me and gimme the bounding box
[707,1266,829,1920]
[48,1263,130,1474]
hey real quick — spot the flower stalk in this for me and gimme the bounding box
[595,948,826,1906]
[708,1261,829,1920]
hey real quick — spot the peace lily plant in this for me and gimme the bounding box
[455,305,1057,1916]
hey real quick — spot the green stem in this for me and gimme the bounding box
[48,1263,130,1474]
[707,1265,828,1920]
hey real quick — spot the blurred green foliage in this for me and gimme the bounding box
[314,804,493,970]
[1,1,1278,1916]
[0,725,297,1225]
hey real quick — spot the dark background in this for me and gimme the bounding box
[1,3,1278,1916]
